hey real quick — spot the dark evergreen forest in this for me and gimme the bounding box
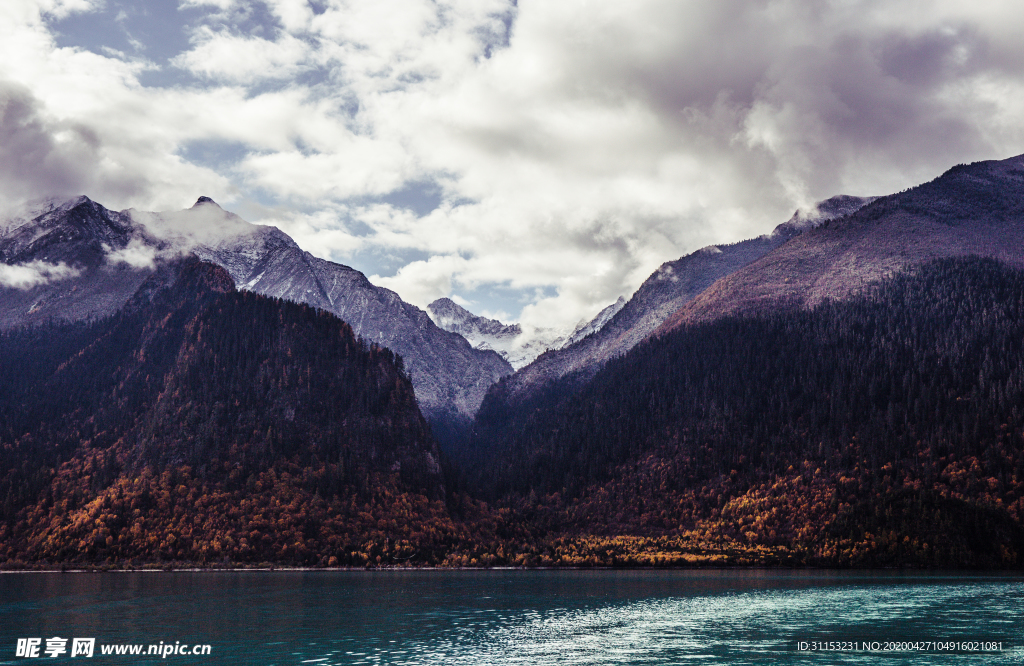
[0,259,493,567]
[473,257,1024,497]
[461,257,1024,567]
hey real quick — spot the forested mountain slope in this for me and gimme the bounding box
[467,258,1024,567]
[0,258,477,566]
[485,195,876,415]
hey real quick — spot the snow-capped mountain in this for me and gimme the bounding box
[0,196,512,421]
[428,295,630,369]
[427,298,522,351]
[0,196,157,328]
[427,297,567,369]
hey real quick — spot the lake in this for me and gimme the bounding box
[0,570,1020,664]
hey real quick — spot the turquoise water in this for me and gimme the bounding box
[0,570,1021,664]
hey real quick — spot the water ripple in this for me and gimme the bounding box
[1,571,1021,665]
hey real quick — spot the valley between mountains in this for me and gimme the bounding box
[2,155,1024,568]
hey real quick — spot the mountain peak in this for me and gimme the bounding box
[772,194,878,236]
[428,297,472,320]
[193,196,219,208]
[428,298,520,334]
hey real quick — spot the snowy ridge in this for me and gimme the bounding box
[0,195,511,420]
[428,296,630,370]
[564,296,626,347]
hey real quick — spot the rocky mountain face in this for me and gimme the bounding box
[0,196,512,423]
[562,296,626,348]
[658,154,1024,332]
[175,200,512,421]
[428,298,521,340]
[0,196,157,329]
[491,194,876,404]
[782,194,879,232]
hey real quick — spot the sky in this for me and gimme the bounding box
[2,0,1024,330]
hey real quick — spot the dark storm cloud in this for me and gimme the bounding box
[557,1,1024,209]
[0,81,99,199]
[0,80,150,211]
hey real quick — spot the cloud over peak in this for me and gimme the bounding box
[3,0,1024,329]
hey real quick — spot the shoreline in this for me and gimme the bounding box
[3,565,1023,573]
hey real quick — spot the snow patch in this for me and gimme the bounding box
[429,295,627,369]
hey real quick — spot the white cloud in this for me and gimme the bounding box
[0,259,81,289]
[35,0,99,20]
[129,200,256,249]
[262,205,365,258]
[178,0,235,9]
[172,28,310,83]
[344,0,1024,327]
[104,238,162,269]
[372,253,467,308]
[0,3,236,211]
[3,0,1024,333]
